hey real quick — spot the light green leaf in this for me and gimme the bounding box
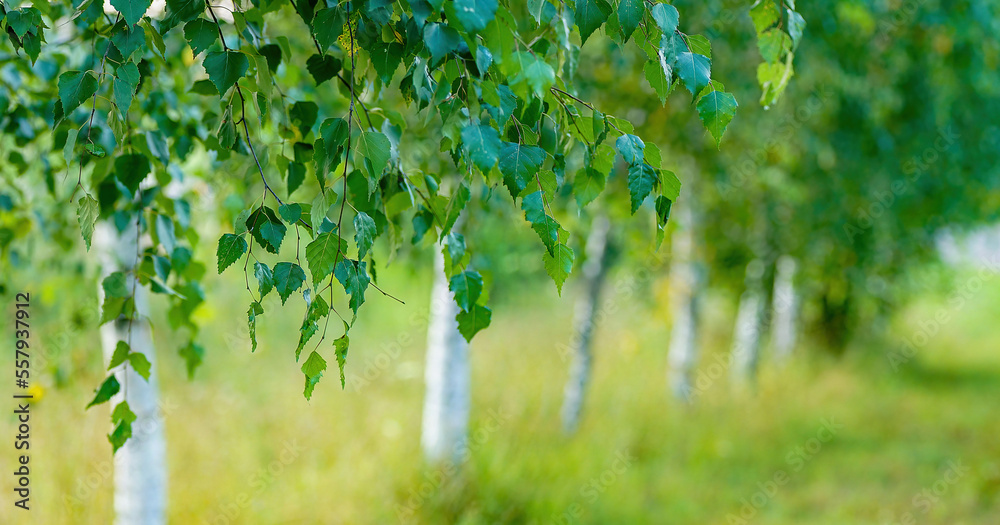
[278,203,302,224]
[254,262,274,297]
[543,243,574,294]
[108,401,136,452]
[103,272,130,298]
[650,3,679,33]
[77,194,99,251]
[302,350,327,400]
[574,168,605,208]
[306,231,348,285]
[296,294,330,360]
[334,333,350,388]
[522,190,560,253]
[127,352,151,381]
[108,341,131,370]
[356,131,391,179]
[113,63,141,116]
[248,301,263,352]
[335,259,370,315]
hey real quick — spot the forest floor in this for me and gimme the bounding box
[4,263,1000,524]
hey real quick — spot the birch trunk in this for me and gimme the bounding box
[730,259,767,384]
[420,247,470,463]
[667,200,702,401]
[94,221,167,525]
[771,255,799,364]
[560,216,612,434]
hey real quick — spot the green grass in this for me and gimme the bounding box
[3,265,1000,524]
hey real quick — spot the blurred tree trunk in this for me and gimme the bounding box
[731,259,767,384]
[420,246,470,463]
[560,216,612,434]
[667,199,703,401]
[94,221,167,525]
[771,255,799,363]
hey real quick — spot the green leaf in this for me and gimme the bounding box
[449,270,484,311]
[278,203,302,224]
[617,0,644,42]
[370,41,404,84]
[248,301,263,352]
[499,142,546,199]
[296,294,330,360]
[114,153,151,194]
[787,9,806,48]
[356,131,391,179]
[574,0,612,44]
[216,233,248,274]
[87,376,120,409]
[511,52,555,97]
[305,231,348,285]
[627,163,658,214]
[757,29,791,63]
[127,352,152,381]
[103,272,130,298]
[543,243,575,294]
[661,170,681,201]
[654,195,672,248]
[522,190,560,253]
[254,262,274,297]
[676,52,711,97]
[58,71,98,114]
[302,350,327,400]
[423,22,460,63]
[273,262,307,304]
[644,59,672,105]
[183,18,217,57]
[246,206,286,254]
[574,168,605,208]
[110,0,152,26]
[461,124,501,172]
[108,401,136,452]
[108,341,131,370]
[306,54,341,85]
[203,51,249,96]
[696,90,738,148]
[111,25,146,58]
[179,341,204,378]
[456,304,492,342]
[750,0,779,35]
[77,194,99,251]
[113,63,141,116]
[354,212,377,260]
[616,134,645,165]
[454,0,498,33]
[312,7,345,51]
[334,333,350,389]
[650,3,679,33]
[86,143,107,158]
[335,259,370,315]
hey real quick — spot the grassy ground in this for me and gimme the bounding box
[3,263,1000,524]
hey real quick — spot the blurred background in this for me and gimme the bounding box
[3,0,1000,523]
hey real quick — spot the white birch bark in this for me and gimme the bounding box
[771,255,799,364]
[94,221,167,525]
[731,259,767,384]
[667,200,702,401]
[420,247,470,463]
[560,216,611,433]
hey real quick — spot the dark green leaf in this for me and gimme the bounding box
[254,262,274,297]
[617,0,644,42]
[110,0,152,27]
[306,54,341,85]
[499,142,546,199]
[335,259,370,315]
[306,231,348,285]
[574,0,612,44]
[616,134,645,165]
[246,206,286,254]
[273,262,307,304]
[627,163,658,214]
[650,3,679,33]
[454,0,498,33]
[676,52,711,96]
[456,304,492,342]
[462,124,501,172]
[312,7,345,51]
[248,301,264,352]
[449,270,484,311]
[58,71,98,114]
[203,50,249,95]
[696,90,738,148]
[183,18,217,56]
[217,233,247,273]
[87,376,120,409]
[334,333,349,388]
[354,212,377,260]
